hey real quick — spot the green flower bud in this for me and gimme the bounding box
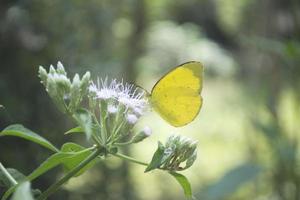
[68,74,81,112]
[160,134,198,171]
[184,150,197,169]
[46,75,66,112]
[49,65,56,74]
[178,137,193,152]
[38,62,90,114]
[56,61,67,75]
[80,71,91,93]
[55,73,71,92]
[38,66,48,86]
[165,135,177,148]
[72,74,81,87]
[46,74,58,96]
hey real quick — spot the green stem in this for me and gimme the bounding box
[112,152,148,166]
[0,162,17,186]
[113,141,133,146]
[99,102,108,146]
[37,148,103,200]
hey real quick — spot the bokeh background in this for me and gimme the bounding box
[1,0,300,199]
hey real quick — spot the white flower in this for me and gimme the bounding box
[108,104,118,114]
[142,126,152,136]
[126,114,138,124]
[89,78,149,115]
[118,85,148,115]
[89,78,119,100]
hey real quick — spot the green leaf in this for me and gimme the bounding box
[0,124,59,152]
[200,163,262,200]
[26,152,74,182]
[144,142,165,172]
[61,143,99,176]
[64,126,84,135]
[11,182,34,200]
[0,168,26,188]
[1,144,98,200]
[27,143,99,181]
[2,185,17,200]
[73,109,93,139]
[169,172,193,199]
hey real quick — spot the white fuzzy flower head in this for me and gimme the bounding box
[118,83,149,116]
[89,78,120,100]
[126,114,138,124]
[142,126,152,136]
[89,78,149,116]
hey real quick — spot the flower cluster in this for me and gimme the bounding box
[146,134,198,172]
[39,62,151,148]
[38,62,90,113]
[163,135,198,171]
[87,78,150,145]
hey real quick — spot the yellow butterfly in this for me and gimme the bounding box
[151,61,203,127]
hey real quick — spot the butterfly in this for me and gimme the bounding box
[150,61,203,127]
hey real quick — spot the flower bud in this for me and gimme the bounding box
[38,62,89,114]
[49,65,56,74]
[178,137,192,152]
[161,134,198,171]
[72,74,81,86]
[184,150,197,169]
[60,73,72,87]
[126,114,138,125]
[131,126,152,143]
[38,66,48,86]
[68,74,81,112]
[80,71,91,92]
[56,61,67,75]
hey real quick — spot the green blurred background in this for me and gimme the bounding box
[1,0,300,199]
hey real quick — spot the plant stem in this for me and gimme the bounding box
[0,162,17,186]
[114,141,133,146]
[37,148,103,200]
[112,152,148,166]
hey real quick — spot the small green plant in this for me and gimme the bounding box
[0,62,198,200]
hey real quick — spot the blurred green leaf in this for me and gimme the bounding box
[251,117,280,141]
[199,163,262,200]
[144,142,165,172]
[11,182,34,200]
[26,152,73,182]
[27,143,99,181]
[73,109,93,139]
[0,168,26,188]
[2,144,97,200]
[61,143,99,176]
[1,185,16,200]
[0,124,59,152]
[64,126,84,135]
[169,172,193,199]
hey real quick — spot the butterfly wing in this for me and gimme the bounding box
[151,61,203,127]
